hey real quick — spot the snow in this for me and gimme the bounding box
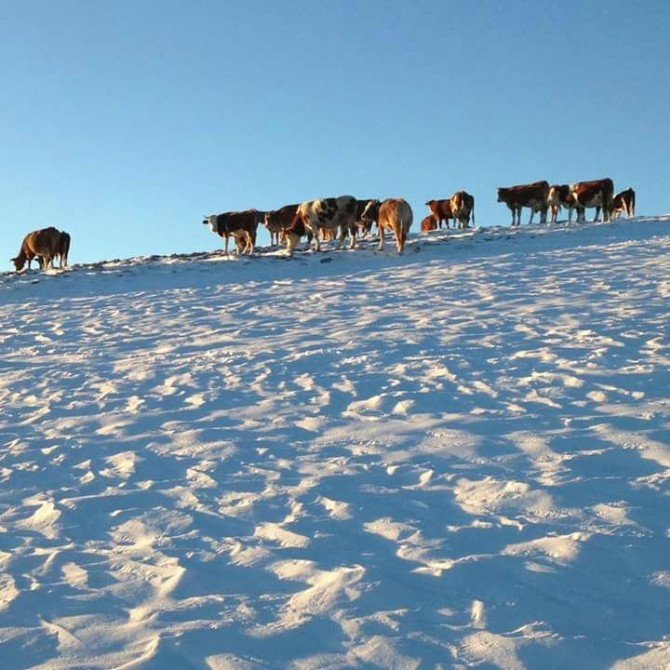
[1,217,669,668]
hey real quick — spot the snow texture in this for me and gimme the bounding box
[1,217,669,668]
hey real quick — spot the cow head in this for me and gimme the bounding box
[203,215,218,232]
[10,256,25,272]
[360,199,380,222]
[496,189,506,202]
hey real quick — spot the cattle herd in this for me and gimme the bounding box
[9,178,636,272]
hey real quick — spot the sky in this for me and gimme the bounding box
[1,0,668,264]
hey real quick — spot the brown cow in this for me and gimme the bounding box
[497,180,550,226]
[425,199,454,229]
[55,231,71,268]
[421,215,438,232]
[264,204,299,246]
[450,191,475,229]
[611,188,636,219]
[361,198,413,255]
[11,227,62,271]
[203,209,263,254]
[569,178,615,223]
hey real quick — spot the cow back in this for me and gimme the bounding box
[426,199,452,219]
[265,204,299,231]
[25,227,61,257]
[379,198,413,230]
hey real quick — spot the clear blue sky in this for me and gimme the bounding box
[1,0,668,264]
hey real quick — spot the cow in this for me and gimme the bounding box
[612,188,636,219]
[11,227,62,272]
[264,204,299,246]
[569,178,615,223]
[547,184,580,223]
[55,231,71,268]
[283,196,357,254]
[354,198,377,238]
[203,209,263,254]
[361,198,413,255]
[425,199,454,229]
[497,180,550,226]
[450,191,475,229]
[421,215,438,232]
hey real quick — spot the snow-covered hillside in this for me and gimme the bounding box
[1,218,669,669]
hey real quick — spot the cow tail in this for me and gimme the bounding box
[471,197,476,227]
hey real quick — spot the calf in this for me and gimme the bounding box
[421,215,438,232]
[612,188,636,219]
[11,227,62,271]
[569,178,615,223]
[497,180,550,226]
[203,209,263,254]
[450,191,475,229]
[425,199,454,229]
[362,198,413,255]
[284,196,357,253]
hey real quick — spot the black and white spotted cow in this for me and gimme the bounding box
[282,196,357,254]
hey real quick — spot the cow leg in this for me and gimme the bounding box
[336,225,345,249]
[285,233,298,256]
[378,226,385,251]
[348,225,357,250]
[394,225,402,254]
[540,206,548,224]
[528,209,534,225]
[309,225,320,252]
[594,206,601,223]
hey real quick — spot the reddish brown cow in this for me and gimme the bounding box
[497,180,550,226]
[11,227,62,271]
[55,231,71,268]
[203,209,263,254]
[569,178,615,223]
[611,188,636,219]
[425,199,454,229]
[264,204,299,246]
[450,191,475,229]
[420,215,438,232]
